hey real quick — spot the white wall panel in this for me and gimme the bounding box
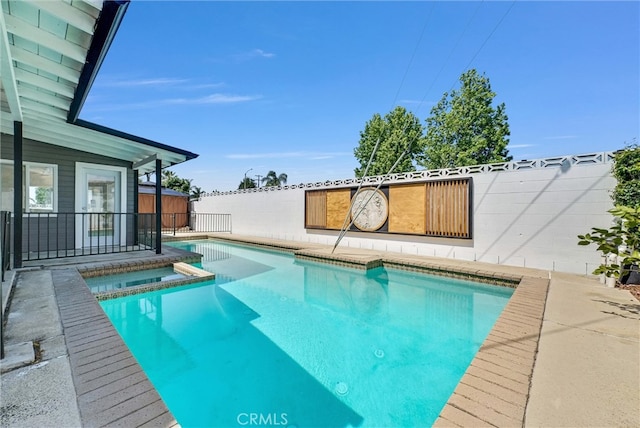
[193,155,616,275]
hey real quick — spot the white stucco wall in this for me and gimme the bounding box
[193,153,616,275]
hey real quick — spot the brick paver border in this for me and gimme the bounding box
[433,277,550,427]
[51,268,179,427]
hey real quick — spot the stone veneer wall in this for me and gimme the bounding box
[192,152,616,274]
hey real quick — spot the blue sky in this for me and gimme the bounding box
[81,1,640,192]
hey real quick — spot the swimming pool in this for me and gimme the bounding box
[100,240,513,427]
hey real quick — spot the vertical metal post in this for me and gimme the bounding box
[1,212,8,281]
[155,159,162,254]
[0,212,6,359]
[13,121,23,268]
[45,213,48,258]
[133,169,139,246]
[0,277,3,359]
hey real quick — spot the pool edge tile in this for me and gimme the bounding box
[435,277,550,427]
[50,268,179,427]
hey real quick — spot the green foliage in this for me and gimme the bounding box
[418,69,512,169]
[353,106,424,178]
[611,143,640,209]
[190,186,204,200]
[578,206,640,278]
[261,171,288,187]
[238,177,256,190]
[35,187,51,205]
[161,170,194,195]
[162,170,191,195]
[161,170,177,181]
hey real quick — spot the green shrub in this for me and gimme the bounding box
[612,143,640,209]
[578,206,640,279]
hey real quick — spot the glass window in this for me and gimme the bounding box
[0,163,14,212]
[0,161,58,213]
[27,165,55,212]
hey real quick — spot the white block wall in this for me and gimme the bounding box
[193,153,616,275]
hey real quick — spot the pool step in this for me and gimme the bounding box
[93,264,216,300]
[173,262,216,279]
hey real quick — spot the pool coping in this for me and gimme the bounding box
[18,247,201,427]
[49,254,198,427]
[433,276,549,427]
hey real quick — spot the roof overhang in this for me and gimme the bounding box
[0,0,198,173]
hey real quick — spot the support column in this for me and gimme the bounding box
[13,121,22,268]
[133,169,139,245]
[155,159,162,254]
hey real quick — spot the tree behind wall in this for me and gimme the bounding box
[238,177,256,190]
[353,106,424,178]
[190,186,204,200]
[162,170,191,194]
[261,171,288,187]
[161,170,205,199]
[418,69,512,169]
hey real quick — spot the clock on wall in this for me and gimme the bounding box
[350,187,389,231]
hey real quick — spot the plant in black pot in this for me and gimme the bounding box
[578,206,640,285]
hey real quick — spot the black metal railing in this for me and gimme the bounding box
[16,212,232,262]
[162,213,232,235]
[22,212,159,262]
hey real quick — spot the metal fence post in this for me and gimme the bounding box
[0,211,7,359]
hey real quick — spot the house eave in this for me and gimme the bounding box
[67,0,130,124]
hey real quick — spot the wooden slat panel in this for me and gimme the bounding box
[305,190,326,228]
[425,179,470,238]
[326,189,351,230]
[305,180,470,238]
[389,183,426,234]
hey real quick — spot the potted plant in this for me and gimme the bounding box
[578,206,640,286]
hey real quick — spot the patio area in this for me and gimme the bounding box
[1,234,638,427]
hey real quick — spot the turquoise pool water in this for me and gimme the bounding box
[85,267,187,293]
[100,240,513,427]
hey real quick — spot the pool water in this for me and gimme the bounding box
[85,267,187,293]
[100,240,513,427]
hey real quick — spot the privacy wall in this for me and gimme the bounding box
[193,152,616,274]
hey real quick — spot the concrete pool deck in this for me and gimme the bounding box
[1,234,639,427]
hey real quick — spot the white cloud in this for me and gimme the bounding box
[233,49,276,61]
[97,76,226,91]
[102,77,189,87]
[84,93,261,112]
[226,151,350,160]
[544,135,578,140]
[398,99,433,106]
[188,82,226,90]
[165,93,261,105]
[254,49,275,58]
[227,152,305,160]
[509,144,536,149]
